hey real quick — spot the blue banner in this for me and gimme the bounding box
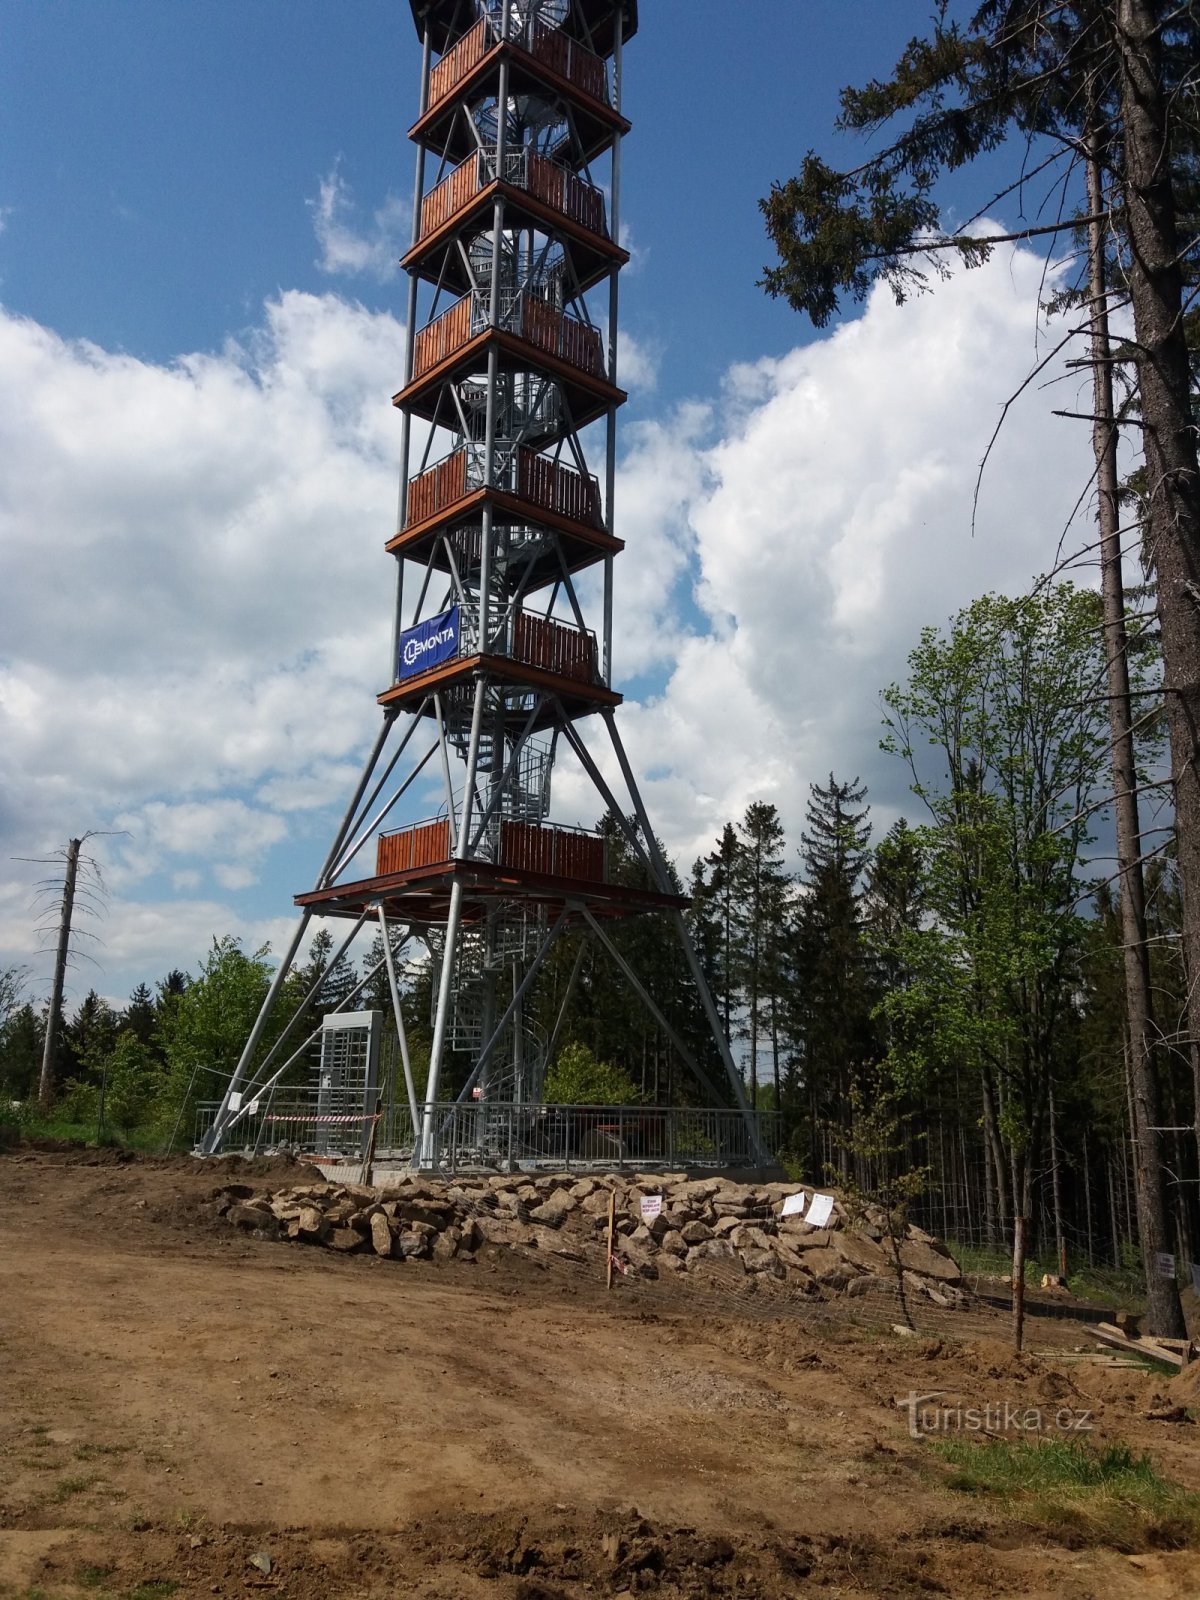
[398,605,460,679]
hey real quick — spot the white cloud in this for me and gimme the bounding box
[0,289,406,997]
[308,165,409,281]
[560,240,1101,869]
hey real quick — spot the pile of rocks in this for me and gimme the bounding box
[214,1170,968,1307]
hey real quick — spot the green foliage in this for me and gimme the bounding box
[0,999,43,1100]
[877,586,1114,1198]
[155,936,277,1142]
[100,1030,159,1129]
[543,1040,640,1106]
[931,1435,1200,1550]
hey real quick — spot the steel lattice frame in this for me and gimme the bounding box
[202,0,767,1168]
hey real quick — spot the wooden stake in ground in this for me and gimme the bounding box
[359,1095,382,1188]
[38,836,82,1113]
[606,1188,616,1290]
[1011,1214,1027,1353]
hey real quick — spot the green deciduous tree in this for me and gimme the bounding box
[543,1040,640,1106]
[879,584,1130,1344]
[156,936,276,1146]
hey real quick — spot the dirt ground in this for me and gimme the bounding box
[2,1147,1198,1600]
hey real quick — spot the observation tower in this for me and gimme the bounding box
[202,0,767,1170]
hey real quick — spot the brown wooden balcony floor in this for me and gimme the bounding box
[394,324,625,433]
[386,487,622,584]
[377,651,621,724]
[410,37,630,169]
[296,859,685,927]
[407,1,638,59]
[403,178,627,297]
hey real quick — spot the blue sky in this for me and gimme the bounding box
[0,3,1103,1008]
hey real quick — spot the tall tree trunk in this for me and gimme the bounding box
[1048,1077,1067,1279]
[1115,0,1198,1339]
[38,836,82,1113]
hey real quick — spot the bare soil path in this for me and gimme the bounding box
[1,1148,1197,1599]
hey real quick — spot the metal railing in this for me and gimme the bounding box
[405,445,602,532]
[410,288,604,383]
[195,1098,777,1172]
[419,147,607,240]
[426,15,610,117]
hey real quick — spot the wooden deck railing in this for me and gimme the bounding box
[512,612,597,682]
[377,818,451,875]
[411,292,604,382]
[405,451,470,527]
[411,296,474,380]
[419,148,607,242]
[405,445,601,530]
[419,157,482,236]
[528,20,609,105]
[425,16,610,118]
[427,17,490,110]
[499,820,606,881]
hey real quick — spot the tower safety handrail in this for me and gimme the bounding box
[425,15,611,120]
[411,288,604,382]
[419,147,608,241]
[402,594,598,685]
[405,444,602,530]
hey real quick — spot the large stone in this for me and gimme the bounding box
[227,1203,278,1236]
[711,1215,743,1238]
[741,1248,785,1279]
[528,1189,576,1228]
[581,1189,614,1217]
[328,1227,367,1253]
[779,1222,831,1248]
[658,1229,687,1258]
[458,1218,483,1253]
[834,1231,892,1274]
[701,1237,741,1266]
[296,1206,329,1242]
[898,1237,963,1285]
[531,1227,587,1262]
[730,1224,774,1252]
[680,1220,712,1246]
[394,1200,455,1230]
[674,1179,723,1203]
[570,1178,598,1200]
[397,1230,432,1260]
[477,1216,536,1249]
[370,1213,394,1258]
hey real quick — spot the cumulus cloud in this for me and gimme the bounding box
[558,240,1100,868]
[0,289,406,995]
[308,165,409,281]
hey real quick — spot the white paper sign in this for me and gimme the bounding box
[1191,1261,1200,1297]
[1155,1251,1176,1278]
[247,1099,261,1116]
[805,1192,835,1229]
[781,1191,807,1218]
[228,1091,243,1112]
[639,1194,663,1220]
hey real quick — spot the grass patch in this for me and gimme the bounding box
[126,1583,179,1600]
[50,1474,94,1502]
[74,1442,128,1461]
[76,1565,114,1589]
[931,1435,1200,1550]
